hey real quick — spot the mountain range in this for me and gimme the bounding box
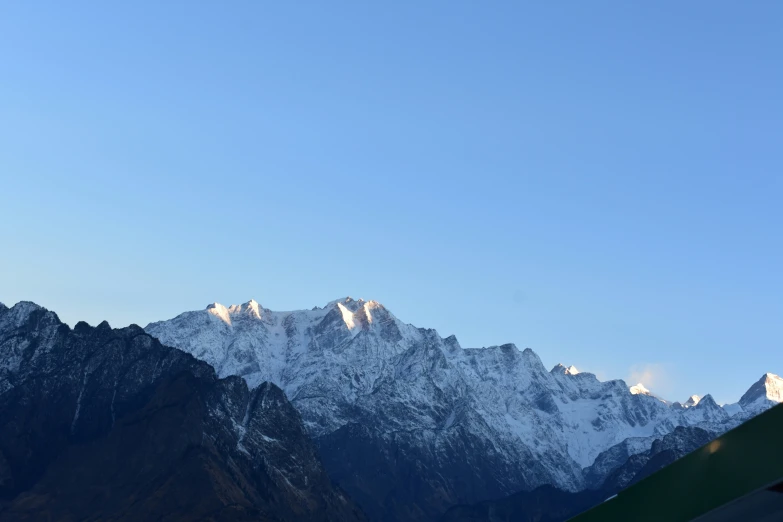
[1,297,779,521]
[144,297,782,521]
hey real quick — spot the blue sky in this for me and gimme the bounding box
[1,2,780,404]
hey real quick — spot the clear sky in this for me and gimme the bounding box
[1,2,780,405]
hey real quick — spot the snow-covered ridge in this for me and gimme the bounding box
[145,297,781,492]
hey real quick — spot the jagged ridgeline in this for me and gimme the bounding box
[1,298,779,522]
[146,297,782,522]
[0,302,365,521]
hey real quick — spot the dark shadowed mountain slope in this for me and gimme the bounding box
[440,425,717,522]
[0,301,365,522]
[438,486,605,522]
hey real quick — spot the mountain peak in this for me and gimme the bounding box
[206,302,231,324]
[336,302,361,333]
[237,299,262,318]
[551,363,580,376]
[764,372,783,388]
[11,300,45,315]
[683,395,701,407]
[739,373,783,410]
[1,301,58,329]
[325,296,362,308]
[694,394,720,411]
[205,300,263,324]
[335,298,397,335]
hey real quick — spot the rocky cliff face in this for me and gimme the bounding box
[0,301,364,521]
[146,297,781,520]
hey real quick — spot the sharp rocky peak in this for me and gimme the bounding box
[694,394,718,408]
[739,372,783,408]
[551,363,580,376]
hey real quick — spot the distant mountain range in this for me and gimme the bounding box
[146,297,782,521]
[1,298,779,521]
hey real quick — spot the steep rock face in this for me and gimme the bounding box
[146,298,781,521]
[0,302,364,521]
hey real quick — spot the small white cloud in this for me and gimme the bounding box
[627,363,672,395]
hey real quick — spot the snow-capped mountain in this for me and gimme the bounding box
[717,373,783,419]
[146,297,781,521]
[738,372,783,413]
